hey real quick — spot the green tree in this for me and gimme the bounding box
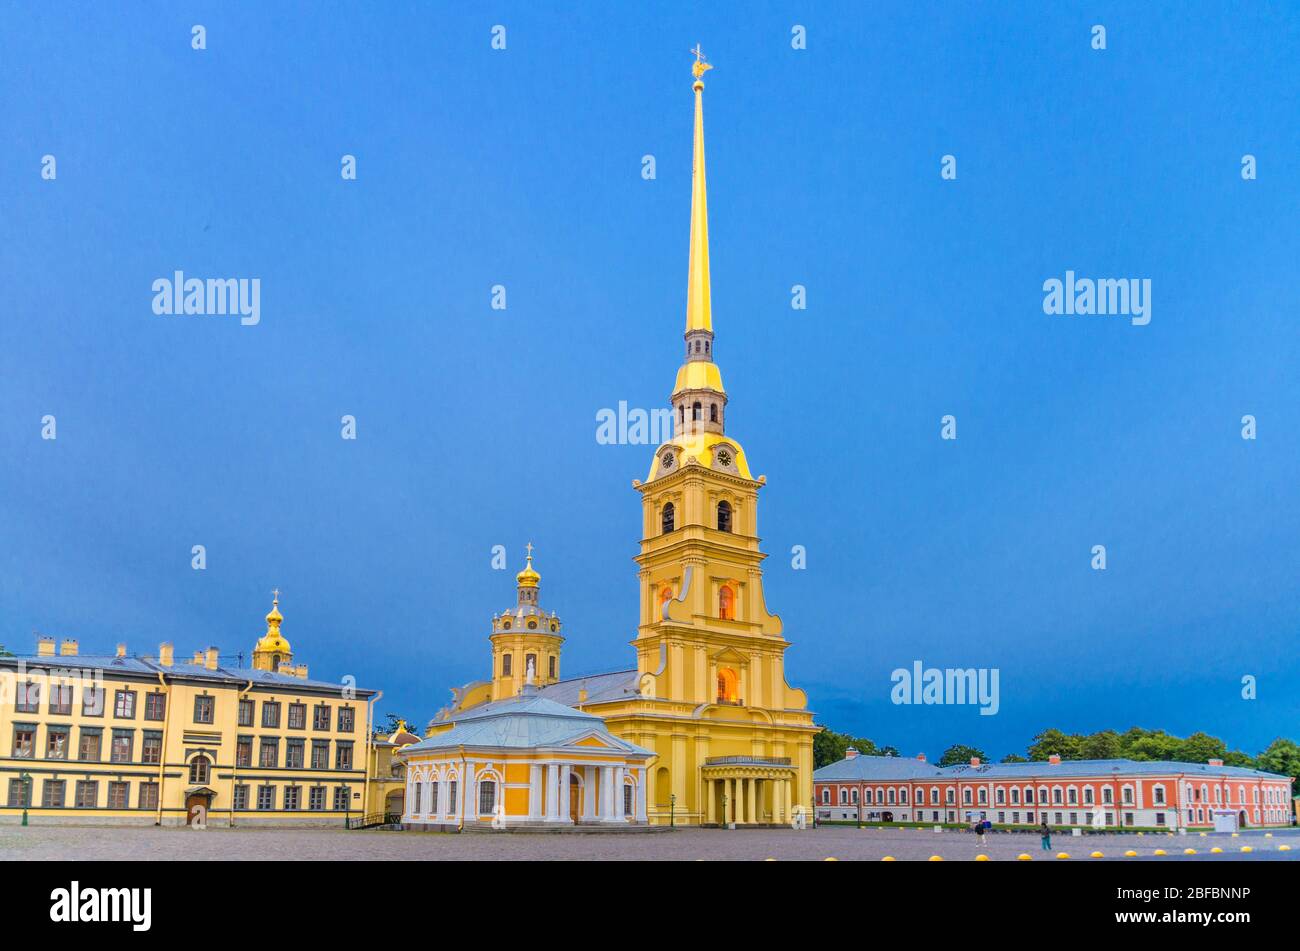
[1177,731,1228,764]
[1256,737,1300,779]
[938,744,986,767]
[1027,728,1082,761]
[1079,730,1122,760]
[1000,753,1028,763]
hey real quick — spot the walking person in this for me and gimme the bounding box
[976,817,987,847]
[1040,818,1052,851]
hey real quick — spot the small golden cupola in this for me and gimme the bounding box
[252,589,293,672]
[489,544,564,700]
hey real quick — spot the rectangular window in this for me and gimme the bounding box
[549,656,557,680]
[287,703,306,730]
[110,729,134,763]
[311,740,329,769]
[46,728,70,760]
[429,782,439,814]
[114,689,136,719]
[12,725,35,759]
[139,782,159,810]
[1154,787,1166,805]
[236,736,253,768]
[335,741,354,770]
[16,681,41,713]
[237,697,254,727]
[233,785,249,810]
[107,782,129,809]
[8,778,31,808]
[259,738,279,768]
[1155,812,1166,826]
[74,780,99,808]
[193,695,214,724]
[338,707,355,732]
[501,653,512,676]
[285,738,304,769]
[624,784,634,817]
[284,785,301,810]
[141,732,163,765]
[82,685,104,717]
[413,784,421,814]
[78,728,102,762]
[1069,812,1078,824]
[42,780,66,808]
[448,781,458,814]
[262,701,281,728]
[313,705,331,730]
[49,682,73,715]
[333,786,350,811]
[256,785,275,810]
[309,786,326,811]
[144,692,167,721]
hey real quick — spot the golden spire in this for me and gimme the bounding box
[686,45,712,334]
[252,588,291,671]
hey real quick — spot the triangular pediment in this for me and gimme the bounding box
[710,646,749,666]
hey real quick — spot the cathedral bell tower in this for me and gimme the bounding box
[489,545,564,700]
[630,53,804,717]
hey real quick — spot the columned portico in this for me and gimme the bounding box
[702,758,796,827]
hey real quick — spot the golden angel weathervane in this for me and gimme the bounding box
[691,43,713,80]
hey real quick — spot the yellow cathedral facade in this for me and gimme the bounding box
[403,52,817,828]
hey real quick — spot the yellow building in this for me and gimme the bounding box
[435,54,817,827]
[0,595,383,826]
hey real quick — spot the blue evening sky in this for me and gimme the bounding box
[2,2,1297,759]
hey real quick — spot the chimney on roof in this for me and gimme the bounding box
[970,756,981,767]
[158,643,174,667]
[916,752,927,762]
[59,638,78,656]
[204,647,219,670]
[1208,758,1224,767]
[116,643,127,658]
[1049,754,1062,765]
[845,747,859,760]
[191,650,203,665]
[37,635,55,657]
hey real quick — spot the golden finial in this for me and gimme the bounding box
[271,587,280,606]
[691,44,713,81]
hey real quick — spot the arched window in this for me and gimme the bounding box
[659,586,673,611]
[710,403,718,423]
[661,502,675,534]
[189,755,210,785]
[705,341,710,354]
[692,401,702,421]
[479,780,496,815]
[717,501,732,533]
[716,667,738,704]
[718,585,735,620]
[678,405,684,425]
[694,340,701,353]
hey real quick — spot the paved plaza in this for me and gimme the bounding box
[1,822,1297,861]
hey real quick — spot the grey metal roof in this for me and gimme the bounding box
[536,669,640,706]
[400,688,652,758]
[0,653,374,695]
[813,755,942,781]
[938,758,1290,781]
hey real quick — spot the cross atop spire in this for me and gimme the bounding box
[691,43,713,81]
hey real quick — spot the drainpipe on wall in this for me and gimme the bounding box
[153,672,172,826]
[457,745,467,832]
[363,690,382,820]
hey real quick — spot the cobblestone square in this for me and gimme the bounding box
[2,823,1296,861]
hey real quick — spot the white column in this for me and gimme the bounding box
[528,764,542,820]
[774,777,784,825]
[583,766,597,821]
[615,766,626,819]
[636,767,648,822]
[601,767,615,821]
[546,764,560,820]
[559,764,572,823]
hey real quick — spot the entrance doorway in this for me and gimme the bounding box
[185,793,209,826]
[569,774,581,824]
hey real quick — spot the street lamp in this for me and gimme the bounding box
[669,792,676,829]
[19,771,31,827]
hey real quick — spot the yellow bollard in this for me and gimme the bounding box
[1266,833,1273,838]
[1210,847,1223,853]
[764,857,777,861]
[824,857,839,861]
[1124,850,1138,857]
[1153,849,1167,855]
[1231,832,1239,837]
[1136,831,1144,837]
[1198,832,1206,837]
[1279,845,1291,852]
[1017,853,1032,861]
[881,856,896,861]
[1241,846,1252,853]
[1055,852,1070,860]
[1090,851,1104,858]
[1183,848,1197,855]
[975,854,989,861]
[928,855,944,862]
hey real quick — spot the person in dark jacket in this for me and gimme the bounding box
[1040,819,1052,851]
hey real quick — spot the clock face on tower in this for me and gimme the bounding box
[661,452,674,470]
[716,449,732,468]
